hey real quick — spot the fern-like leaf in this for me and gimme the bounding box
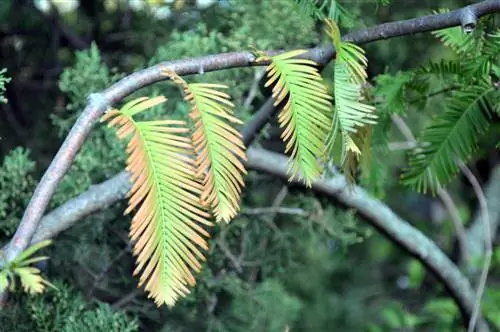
[401,80,497,193]
[483,29,500,58]
[417,60,463,79]
[325,20,377,164]
[102,96,213,306]
[261,49,333,186]
[162,70,247,223]
[374,71,413,115]
[0,240,55,294]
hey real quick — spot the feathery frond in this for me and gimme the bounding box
[0,240,55,295]
[431,9,480,56]
[374,71,413,115]
[325,20,377,165]
[483,29,500,58]
[260,49,333,186]
[417,60,463,79]
[102,96,213,306]
[162,70,247,223]
[401,80,498,194]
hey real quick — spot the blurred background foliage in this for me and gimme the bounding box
[0,0,499,331]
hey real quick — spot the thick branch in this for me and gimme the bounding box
[6,147,489,330]
[246,148,489,331]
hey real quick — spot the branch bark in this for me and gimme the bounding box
[5,147,490,330]
[246,148,490,332]
[464,166,500,272]
[6,0,500,265]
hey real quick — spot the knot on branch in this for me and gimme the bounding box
[460,7,477,34]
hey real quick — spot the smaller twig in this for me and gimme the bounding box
[267,186,289,231]
[112,288,144,309]
[87,246,129,297]
[77,260,98,279]
[248,186,289,281]
[388,141,417,151]
[243,68,265,108]
[391,115,416,142]
[391,114,469,260]
[241,207,309,217]
[458,161,492,332]
[408,85,459,104]
[437,187,469,263]
[217,228,243,273]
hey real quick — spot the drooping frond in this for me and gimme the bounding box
[260,49,333,186]
[102,96,213,306]
[401,80,498,194]
[325,20,377,165]
[162,70,247,223]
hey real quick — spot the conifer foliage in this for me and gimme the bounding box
[100,21,379,305]
[259,50,333,186]
[102,96,214,306]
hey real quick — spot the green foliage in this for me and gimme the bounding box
[292,0,355,28]
[0,282,139,332]
[211,280,303,332]
[0,68,10,104]
[3,1,500,331]
[150,0,319,117]
[291,0,389,27]
[401,80,497,193]
[0,240,54,295]
[0,147,36,236]
[325,20,376,171]
[262,49,333,186]
[396,18,500,193]
[374,71,413,115]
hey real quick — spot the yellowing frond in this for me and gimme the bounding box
[263,49,333,186]
[162,70,247,223]
[0,240,55,295]
[14,267,54,294]
[102,96,213,307]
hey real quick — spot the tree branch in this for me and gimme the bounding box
[246,148,490,331]
[391,114,470,262]
[457,162,493,332]
[2,147,491,329]
[464,166,500,272]
[6,0,500,265]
